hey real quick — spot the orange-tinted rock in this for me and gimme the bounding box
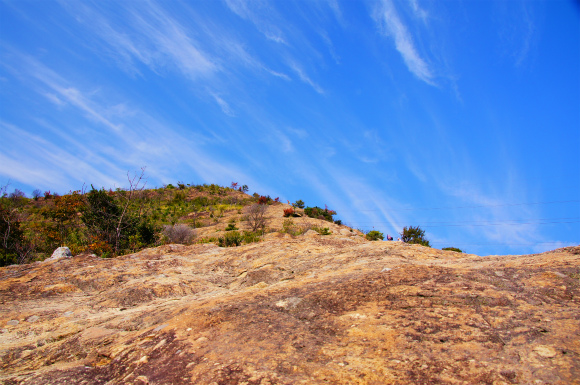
[1,240,578,384]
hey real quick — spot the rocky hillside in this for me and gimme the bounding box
[1,225,579,384]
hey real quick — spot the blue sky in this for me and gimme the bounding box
[1,0,579,256]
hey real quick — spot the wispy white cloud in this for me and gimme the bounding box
[407,0,428,23]
[224,0,287,44]
[514,4,535,67]
[435,175,546,255]
[289,62,324,94]
[324,167,404,233]
[0,121,122,191]
[375,0,435,85]
[325,0,343,23]
[211,93,235,117]
[0,50,258,192]
[494,1,537,68]
[59,0,216,80]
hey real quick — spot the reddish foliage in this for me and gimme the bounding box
[283,208,294,217]
[324,204,337,216]
[258,196,268,205]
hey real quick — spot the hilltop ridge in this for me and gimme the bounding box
[1,182,579,384]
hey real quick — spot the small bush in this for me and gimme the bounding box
[442,247,463,253]
[366,230,384,241]
[283,208,295,217]
[304,206,336,222]
[258,196,269,205]
[312,226,331,235]
[281,219,303,236]
[242,230,262,244]
[225,222,238,231]
[218,231,243,247]
[163,224,195,244]
[293,200,305,209]
[137,221,157,245]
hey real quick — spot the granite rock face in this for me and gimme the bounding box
[0,238,578,384]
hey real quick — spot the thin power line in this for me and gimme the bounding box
[347,217,579,225]
[422,220,580,228]
[429,241,578,246]
[339,199,580,213]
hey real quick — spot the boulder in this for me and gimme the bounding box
[304,230,319,237]
[339,228,354,237]
[46,247,73,262]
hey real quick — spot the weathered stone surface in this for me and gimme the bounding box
[45,246,73,262]
[0,240,578,384]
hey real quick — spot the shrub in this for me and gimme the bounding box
[304,206,336,222]
[225,221,238,231]
[242,230,262,244]
[442,247,463,253]
[217,231,243,247]
[163,224,195,244]
[400,226,430,247]
[258,196,269,205]
[312,226,331,235]
[293,200,305,209]
[366,230,384,241]
[137,221,157,245]
[283,208,295,217]
[281,219,303,236]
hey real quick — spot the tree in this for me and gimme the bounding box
[32,189,43,200]
[113,168,147,253]
[41,191,85,248]
[246,203,267,232]
[82,187,121,253]
[9,189,26,202]
[366,230,384,241]
[400,226,430,247]
[293,200,305,209]
[0,184,33,265]
[81,167,148,255]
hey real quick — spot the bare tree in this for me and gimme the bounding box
[246,203,267,232]
[32,189,43,200]
[114,167,147,253]
[82,167,148,255]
